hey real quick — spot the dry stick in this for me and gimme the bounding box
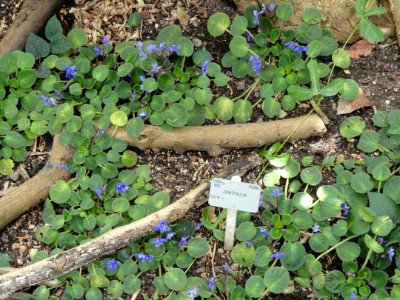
[0,0,67,56]
[0,135,74,230]
[0,154,262,299]
[113,114,327,156]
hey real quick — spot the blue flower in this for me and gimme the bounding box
[97,129,105,137]
[249,55,262,75]
[284,41,308,54]
[185,288,198,299]
[94,47,104,56]
[122,253,130,259]
[388,246,396,262]
[312,224,319,233]
[223,262,233,273]
[270,251,286,260]
[95,184,107,198]
[246,33,252,42]
[158,40,167,51]
[136,41,147,60]
[178,235,190,247]
[258,227,270,237]
[271,187,284,198]
[57,164,70,172]
[195,222,202,231]
[377,236,386,244]
[349,293,356,300]
[146,44,158,53]
[64,65,76,80]
[53,90,63,99]
[167,44,181,55]
[135,253,154,263]
[102,36,111,45]
[139,111,147,118]
[140,75,145,82]
[341,202,350,216]
[106,259,121,271]
[246,242,253,248]
[201,60,210,76]
[150,63,161,74]
[208,277,215,290]
[165,232,176,241]
[268,3,276,11]
[154,220,171,233]
[253,4,266,24]
[116,182,129,193]
[40,95,51,106]
[151,237,166,248]
[131,91,136,98]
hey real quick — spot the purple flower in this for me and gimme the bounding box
[139,111,147,118]
[341,202,350,216]
[131,91,136,98]
[388,246,396,262]
[40,95,51,106]
[64,65,76,80]
[158,40,166,51]
[167,44,181,55]
[185,288,198,299]
[259,227,270,237]
[106,259,121,271]
[95,184,107,198]
[268,3,276,11]
[223,262,233,273]
[349,293,356,300]
[122,253,130,259]
[140,75,145,82]
[94,47,104,56]
[102,36,111,45]
[53,90,63,99]
[165,232,176,241]
[253,4,266,24]
[270,251,286,260]
[116,182,129,193]
[271,187,283,198]
[146,44,158,53]
[201,60,210,76]
[246,33,252,42]
[208,277,215,290]
[57,164,70,172]
[136,41,147,60]
[150,63,161,74]
[151,237,166,248]
[284,41,308,54]
[312,224,319,233]
[154,220,171,233]
[135,253,154,263]
[178,235,190,247]
[249,55,262,75]
[195,222,202,231]
[246,242,253,248]
[377,236,386,244]
[97,129,105,137]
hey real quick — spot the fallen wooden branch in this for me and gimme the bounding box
[0,135,74,230]
[114,114,327,156]
[0,154,262,299]
[0,0,66,57]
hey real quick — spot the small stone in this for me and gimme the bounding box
[9,171,20,182]
[192,38,202,48]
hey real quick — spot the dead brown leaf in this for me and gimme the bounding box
[337,88,373,114]
[347,40,373,59]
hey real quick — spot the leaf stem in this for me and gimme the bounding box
[316,234,359,261]
[232,79,259,101]
[361,234,377,270]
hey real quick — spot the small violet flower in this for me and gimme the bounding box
[122,253,130,259]
[167,44,181,55]
[165,232,176,241]
[151,237,166,248]
[246,242,253,248]
[268,3,277,11]
[106,259,121,271]
[64,65,76,80]
[136,41,147,60]
[57,164,70,172]
[271,187,284,198]
[150,63,161,74]
[208,277,215,290]
[388,246,396,262]
[312,224,319,233]
[97,129,105,137]
[249,55,262,75]
[135,253,154,263]
[246,32,252,42]
[95,184,107,198]
[349,293,356,300]
[53,90,63,99]
[341,202,350,216]
[223,262,233,273]
[377,236,386,244]
[195,222,202,231]
[40,95,57,107]
[201,60,210,76]
[102,36,111,46]
[185,288,198,299]
[178,235,190,247]
[116,182,129,193]
[154,220,171,233]
[259,227,270,237]
[139,111,148,118]
[146,44,158,53]
[93,47,104,56]
[131,91,136,98]
[270,251,286,260]
[253,4,266,24]
[284,41,308,54]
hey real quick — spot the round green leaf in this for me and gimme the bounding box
[364,234,384,253]
[262,98,281,118]
[177,37,194,57]
[230,16,248,35]
[371,216,394,236]
[276,3,293,21]
[233,99,252,123]
[126,117,145,138]
[350,172,373,193]
[187,237,209,258]
[49,180,71,204]
[213,96,234,121]
[332,48,351,69]
[163,268,188,291]
[236,221,257,241]
[162,103,188,127]
[264,267,290,294]
[280,242,306,271]
[336,242,361,262]
[0,158,14,176]
[302,7,322,24]
[325,270,346,293]
[67,29,88,49]
[3,131,25,148]
[300,166,322,186]
[207,12,230,37]
[156,24,182,45]
[293,192,313,210]
[142,78,158,92]
[357,130,380,153]
[245,276,265,298]
[254,246,272,267]
[229,36,249,58]
[340,79,360,100]
[110,111,128,127]
[92,65,109,82]
[340,116,366,138]
[309,233,329,252]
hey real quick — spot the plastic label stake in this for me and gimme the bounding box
[208,176,261,251]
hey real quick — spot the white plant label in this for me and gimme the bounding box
[208,178,261,212]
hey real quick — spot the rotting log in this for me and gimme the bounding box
[114,114,327,156]
[0,0,67,57]
[0,135,74,230]
[0,114,326,230]
[0,154,262,299]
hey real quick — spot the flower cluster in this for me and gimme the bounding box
[249,55,262,75]
[106,259,121,271]
[134,253,154,263]
[185,287,198,299]
[253,4,266,24]
[64,65,76,80]
[40,95,57,107]
[116,182,129,193]
[284,41,308,54]
[95,184,107,199]
[259,227,270,237]
[270,251,286,260]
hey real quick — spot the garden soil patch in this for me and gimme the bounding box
[0,0,399,299]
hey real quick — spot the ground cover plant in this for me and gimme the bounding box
[0,0,397,299]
